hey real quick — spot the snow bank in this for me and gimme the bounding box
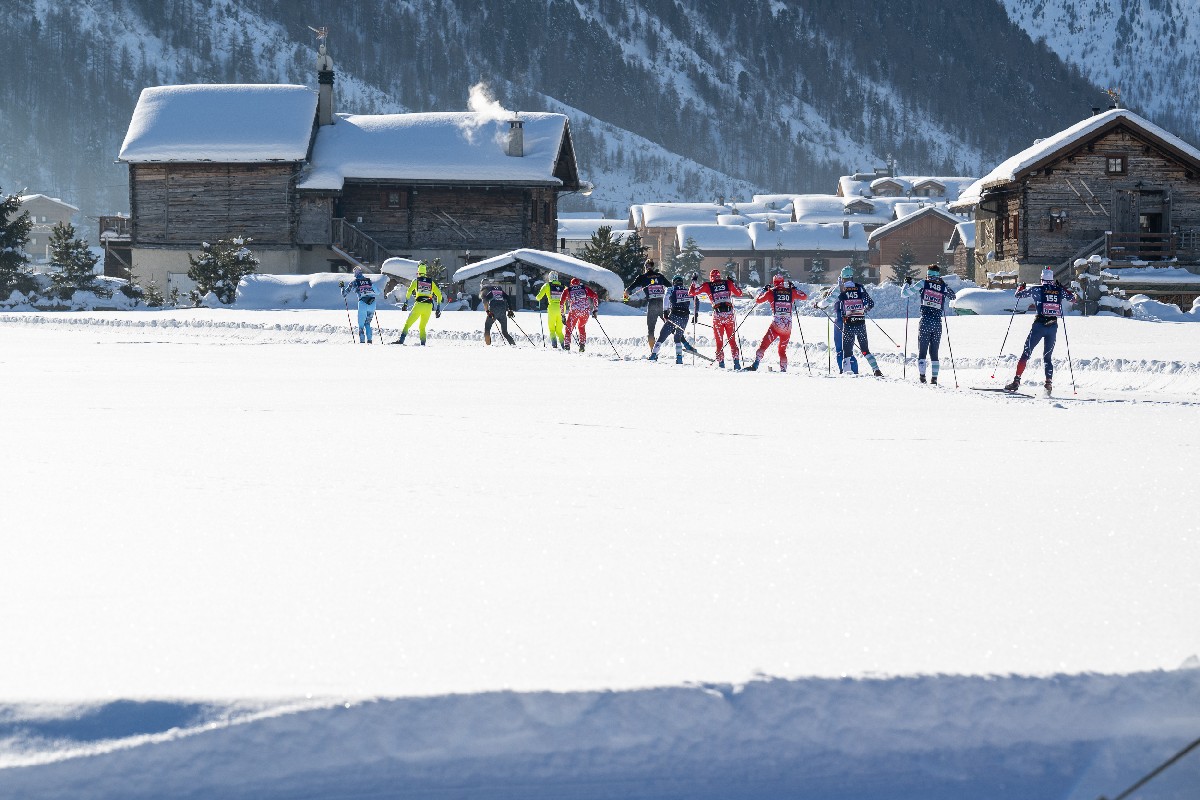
[954,287,1022,315]
[233,273,393,310]
[0,276,143,311]
[1130,294,1200,322]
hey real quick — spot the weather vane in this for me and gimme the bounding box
[1105,87,1122,108]
[308,26,328,44]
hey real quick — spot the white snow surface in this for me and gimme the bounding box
[118,84,318,163]
[2,304,1199,798]
[297,112,570,190]
[452,249,624,296]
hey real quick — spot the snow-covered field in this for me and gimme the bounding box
[2,306,1198,799]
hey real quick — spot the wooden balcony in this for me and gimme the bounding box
[1106,232,1177,262]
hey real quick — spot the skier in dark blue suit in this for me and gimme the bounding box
[818,270,882,376]
[900,264,957,385]
[1004,268,1077,394]
[650,274,702,364]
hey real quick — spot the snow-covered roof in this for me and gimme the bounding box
[867,206,962,244]
[451,249,624,296]
[17,194,80,212]
[299,112,571,190]
[792,194,894,226]
[749,194,796,213]
[637,203,729,228]
[750,221,869,252]
[716,214,752,226]
[973,108,1200,194]
[949,221,976,249]
[744,211,793,225]
[380,257,423,281]
[557,218,632,241]
[119,84,318,163]
[837,175,977,200]
[676,224,754,251]
[948,178,986,211]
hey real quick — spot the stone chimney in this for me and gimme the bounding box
[316,43,335,126]
[506,117,524,157]
[767,219,776,231]
[843,220,850,239]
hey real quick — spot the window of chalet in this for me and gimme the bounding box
[381,191,407,209]
[1105,155,1127,175]
[542,202,551,224]
[1008,212,1019,240]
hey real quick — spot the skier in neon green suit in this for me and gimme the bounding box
[398,262,443,345]
[535,271,566,348]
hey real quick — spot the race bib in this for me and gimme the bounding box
[491,289,504,299]
[921,288,944,309]
[844,298,865,318]
[712,287,730,303]
[1042,301,1061,317]
[647,284,665,298]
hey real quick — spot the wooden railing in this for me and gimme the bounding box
[332,218,393,267]
[1106,232,1177,261]
[98,215,131,240]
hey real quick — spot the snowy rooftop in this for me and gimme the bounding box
[867,206,962,243]
[635,203,729,228]
[118,84,318,163]
[792,194,895,226]
[17,194,80,212]
[950,221,976,249]
[298,112,571,190]
[967,108,1200,198]
[837,175,976,199]
[748,194,797,213]
[557,218,632,241]
[676,224,754,251]
[750,221,869,251]
[451,248,624,296]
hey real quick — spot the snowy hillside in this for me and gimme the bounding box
[1002,0,1200,142]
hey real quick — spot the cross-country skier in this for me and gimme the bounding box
[819,270,859,374]
[560,277,599,353]
[900,264,957,384]
[397,262,443,345]
[340,266,377,344]
[480,278,516,346]
[650,274,703,364]
[1004,268,1078,395]
[819,267,882,376]
[536,270,566,349]
[689,268,744,369]
[624,259,670,350]
[745,274,807,372]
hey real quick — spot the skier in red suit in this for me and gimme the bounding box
[559,277,599,353]
[689,269,744,369]
[747,274,808,372]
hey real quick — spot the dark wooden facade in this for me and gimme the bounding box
[977,118,1200,276]
[129,163,299,246]
[869,211,959,283]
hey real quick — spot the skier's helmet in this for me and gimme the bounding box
[927,263,940,277]
[547,271,559,282]
[840,266,854,279]
[570,277,582,286]
[353,266,363,276]
[1041,267,1056,283]
[672,274,684,284]
[772,273,785,286]
[417,262,428,277]
[709,269,722,282]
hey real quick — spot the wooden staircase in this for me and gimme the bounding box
[332,218,394,270]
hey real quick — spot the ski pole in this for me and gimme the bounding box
[591,311,624,360]
[942,310,960,389]
[903,297,910,378]
[339,288,357,343]
[991,301,1021,379]
[1060,313,1078,395]
[691,296,698,366]
[826,314,831,375]
[371,303,385,345]
[793,308,813,376]
[538,305,546,347]
[508,313,537,346]
[866,314,901,348]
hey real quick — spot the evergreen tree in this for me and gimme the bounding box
[186,237,259,305]
[808,255,828,284]
[0,189,35,298]
[851,250,871,283]
[426,256,447,284]
[673,235,704,280]
[579,225,623,274]
[614,229,649,284]
[889,241,919,285]
[47,221,106,300]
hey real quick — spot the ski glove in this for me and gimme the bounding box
[591,310,598,320]
[1017,283,1027,292]
[661,312,670,321]
[435,308,441,319]
[507,310,515,318]
[905,277,913,286]
[338,281,345,288]
[401,303,408,311]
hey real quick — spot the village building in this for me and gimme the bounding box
[676,220,869,285]
[867,205,962,283]
[837,173,977,202]
[116,44,584,296]
[628,202,730,266]
[950,107,1200,285]
[18,194,79,264]
[556,213,633,257]
[946,221,977,281]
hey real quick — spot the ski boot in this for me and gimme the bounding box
[930,376,938,386]
[398,332,407,345]
[676,354,684,365]
[780,365,787,372]
[1003,378,1021,392]
[1044,380,1053,396]
[648,351,658,361]
[873,369,883,377]
[579,342,585,353]
[551,340,558,349]
[745,357,761,372]
[717,360,726,369]
[733,357,742,370]
[421,341,427,346]
[919,374,927,384]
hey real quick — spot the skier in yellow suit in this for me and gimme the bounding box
[397,262,443,345]
[535,270,566,348]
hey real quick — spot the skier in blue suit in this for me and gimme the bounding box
[341,266,377,343]
[1004,268,1077,394]
[827,268,859,374]
[900,264,957,385]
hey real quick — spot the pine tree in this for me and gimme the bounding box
[851,250,871,284]
[579,225,623,274]
[47,221,105,300]
[809,255,828,284]
[0,189,35,299]
[889,241,919,285]
[613,229,649,284]
[673,235,704,280]
[186,237,259,305]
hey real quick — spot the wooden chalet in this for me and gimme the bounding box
[117,45,583,295]
[867,205,962,283]
[953,108,1200,283]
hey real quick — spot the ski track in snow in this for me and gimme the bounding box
[2,309,1199,798]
